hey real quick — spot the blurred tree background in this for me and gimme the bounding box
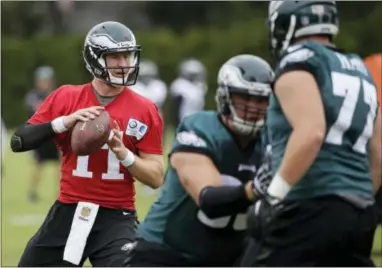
[1,1,382,128]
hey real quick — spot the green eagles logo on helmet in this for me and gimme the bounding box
[267,0,339,58]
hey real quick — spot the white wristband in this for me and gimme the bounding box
[267,172,291,201]
[51,116,68,134]
[120,149,136,168]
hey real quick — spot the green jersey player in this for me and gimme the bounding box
[122,55,274,266]
[247,1,382,267]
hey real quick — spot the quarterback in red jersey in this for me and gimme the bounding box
[11,21,164,267]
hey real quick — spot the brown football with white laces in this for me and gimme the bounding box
[71,110,111,155]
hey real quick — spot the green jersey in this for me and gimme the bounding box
[268,41,379,206]
[138,111,267,264]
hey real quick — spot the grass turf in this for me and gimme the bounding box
[1,132,381,266]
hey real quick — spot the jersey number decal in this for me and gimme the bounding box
[72,131,124,180]
[325,72,378,154]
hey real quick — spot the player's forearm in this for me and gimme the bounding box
[10,123,56,152]
[277,128,324,186]
[177,162,254,218]
[127,156,164,189]
[10,117,67,152]
[198,184,254,218]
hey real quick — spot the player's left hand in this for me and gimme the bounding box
[247,194,299,240]
[246,194,284,240]
[107,120,130,161]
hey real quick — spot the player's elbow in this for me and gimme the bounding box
[148,164,164,189]
[309,128,325,144]
[295,124,325,150]
[10,126,29,152]
[301,120,326,142]
[150,172,164,189]
[139,174,163,189]
[10,133,23,152]
[307,129,325,149]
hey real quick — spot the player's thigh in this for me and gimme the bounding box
[237,237,261,267]
[337,204,379,267]
[32,149,43,164]
[122,238,189,267]
[375,187,382,223]
[88,213,138,267]
[18,201,81,267]
[255,197,362,266]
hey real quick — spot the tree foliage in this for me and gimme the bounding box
[2,2,382,127]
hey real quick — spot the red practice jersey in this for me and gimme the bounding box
[28,83,163,210]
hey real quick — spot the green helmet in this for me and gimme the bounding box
[267,0,339,58]
[215,55,274,135]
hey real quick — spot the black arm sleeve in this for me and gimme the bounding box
[10,123,57,152]
[198,185,253,219]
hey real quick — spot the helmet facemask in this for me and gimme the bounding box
[99,50,140,86]
[217,86,270,137]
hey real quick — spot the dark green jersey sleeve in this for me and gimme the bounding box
[275,42,325,84]
[170,114,217,163]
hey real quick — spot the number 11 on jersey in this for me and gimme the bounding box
[72,131,125,180]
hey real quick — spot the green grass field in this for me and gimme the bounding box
[1,132,381,266]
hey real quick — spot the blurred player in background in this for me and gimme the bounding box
[11,21,164,267]
[1,117,8,176]
[170,58,207,127]
[123,54,274,267]
[247,1,381,266]
[130,59,167,116]
[24,66,60,203]
[130,59,167,195]
[364,53,382,224]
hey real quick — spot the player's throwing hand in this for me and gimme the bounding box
[63,106,104,128]
[107,120,130,162]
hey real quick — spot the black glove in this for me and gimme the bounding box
[246,194,283,240]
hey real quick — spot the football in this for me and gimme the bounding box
[71,110,111,155]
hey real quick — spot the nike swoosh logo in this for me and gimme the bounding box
[122,211,130,216]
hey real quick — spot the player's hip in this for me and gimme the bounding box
[285,178,374,206]
[50,199,137,220]
[123,237,239,267]
[39,200,137,241]
[251,196,379,266]
[270,195,378,228]
[262,197,376,254]
[57,182,136,210]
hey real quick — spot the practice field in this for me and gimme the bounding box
[1,132,381,266]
